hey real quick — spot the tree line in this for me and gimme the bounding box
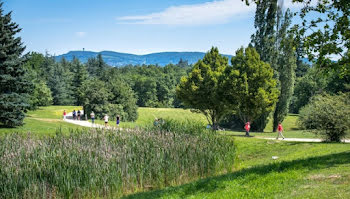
[1,0,349,139]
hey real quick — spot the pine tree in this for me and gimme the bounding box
[96,54,107,79]
[72,57,88,105]
[0,2,32,127]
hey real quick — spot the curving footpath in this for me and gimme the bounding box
[63,112,349,143]
[64,111,122,130]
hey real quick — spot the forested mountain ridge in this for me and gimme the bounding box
[55,51,234,66]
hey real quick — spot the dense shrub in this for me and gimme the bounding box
[298,93,350,142]
[0,127,235,198]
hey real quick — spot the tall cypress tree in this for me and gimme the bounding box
[0,2,31,127]
[250,0,296,132]
[250,0,278,131]
[273,9,296,131]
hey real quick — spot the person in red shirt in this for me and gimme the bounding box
[276,123,285,140]
[63,110,67,120]
[244,122,251,137]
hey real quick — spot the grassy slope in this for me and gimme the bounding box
[0,106,84,135]
[125,137,350,199]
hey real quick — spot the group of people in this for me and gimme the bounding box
[244,121,285,139]
[63,110,121,128]
[72,110,82,120]
[100,113,120,128]
[62,109,83,120]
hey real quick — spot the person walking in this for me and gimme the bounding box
[116,115,120,127]
[244,122,251,137]
[77,110,81,120]
[276,123,285,140]
[90,111,95,126]
[73,110,76,120]
[63,110,67,120]
[104,114,109,127]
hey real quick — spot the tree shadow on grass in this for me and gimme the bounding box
[123,151,350,199]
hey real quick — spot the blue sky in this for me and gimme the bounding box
[4,0,308,56]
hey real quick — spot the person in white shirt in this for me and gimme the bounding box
[104,114,109,127]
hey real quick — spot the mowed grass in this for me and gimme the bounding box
[0,106,84,136]
[125,137,350,199]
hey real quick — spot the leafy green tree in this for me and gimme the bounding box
[298,93,350,142]
[79,78,112,119]
[176,47,229,129]
[289,67,327,113]
[134,77,158,107]
[107,77,138,121]
[250,0,279,131]
[222,47,279,127]
[0,3,32,127]
[293,0,350,75]
[29,81,53,108]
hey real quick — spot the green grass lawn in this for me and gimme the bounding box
[0,106,349,198]
[124,137,350,199]
[0,106,84,135]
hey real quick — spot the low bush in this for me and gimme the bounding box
[0,126,235,198]
[298,93,350,142]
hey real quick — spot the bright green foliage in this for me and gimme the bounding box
[79,78,111,119]
[293,0,350,76]
[72,57,88,105]
[289,67,328,113]
[299,93,350,142]
[273,10,297,131]
[47,62,74,105]
[134,77,158,107]
[250,1,297,132]
[0,127,235,198]
[22,53,53,109]
[250,0,279,131]
[30,81,53,108]
[86,53,107,78]
[222,47,279,125]
[251,0,278,66]
[176,47,229,129]
[0,3,32,127]
[108,77,138,121]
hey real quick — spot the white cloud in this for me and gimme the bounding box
[75,32,87,37]
[117,0,255,25]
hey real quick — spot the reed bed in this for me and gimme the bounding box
[0,122,235,198]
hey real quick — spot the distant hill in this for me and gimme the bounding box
[55,51,233,66]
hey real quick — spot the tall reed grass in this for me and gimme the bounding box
[0,123,235,198]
